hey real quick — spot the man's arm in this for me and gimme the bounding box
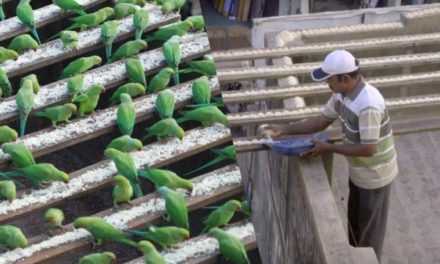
[260,115,334,138]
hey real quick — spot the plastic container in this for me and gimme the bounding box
[264,134,330,156]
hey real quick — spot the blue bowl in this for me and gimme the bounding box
[264,134,330,156]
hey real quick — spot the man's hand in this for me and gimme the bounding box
[258,124,285,139]
[300,140,333,157]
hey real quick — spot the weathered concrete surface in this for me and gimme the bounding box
[332,130,440,264]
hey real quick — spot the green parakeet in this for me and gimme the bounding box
[133,9,149,40]
[158,186,189,229]
[184,15,205,31]
[202,200,242,233]
[0,46,19,63]
[0,67,12,97]
[112,175,133,208]
[16,79,35,136]
[8,34,39,53]
[109,82,145,105]
[66,7,114,31]
[176,105,228,127]
[0,125,18,145]
[0,163,69,188]
[60,55,102,79]
[184,145,236,176]
[67,74,84,99]
[208,227,250,264]
[106,135,142,153]
[111,39,147,62]
[1,142,35,168]
[142,117,184,141]
[155,89,174,119]
[125,58,146,88]
[116,0,145,6]
[72,84,105,117]
[145,20,192,42]
[44,208,65,229]
[0,225,28,249]
[114,3,139,19]
[101,20,120,63]
[161,0,185,14]
[34,103,77,127]
[60,30,78,49]
[104,148,142,198]
[16,0,41,45]
[53,0,86,15]
[147,67,174,94]
[78,252,116,264]
[162,35,181,84]
[138,240,166,264]
[0,0,5,21]
[191,75,211,106]
[241,199,250,216]
[138,166,192,191]
[73,216,138,247]
[117,93,136,136]
[127,225,189,249]
[20,73,40,93]
[180,59,216,76]
[0,180,16,202]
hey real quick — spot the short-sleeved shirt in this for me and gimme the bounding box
[321,77,398,189]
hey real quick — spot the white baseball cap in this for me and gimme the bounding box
[311,50,358,81]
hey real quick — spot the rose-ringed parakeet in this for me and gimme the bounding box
[138,240,166,264]
[60,55,102,79]
[109,82,145,105]
[34,103,77,127]
[60,30,78,49]
[72,84,105,117]
[16,0,41,45]
[106,135,142,153]
[179,59,216,76]
[0,125,18,144]
[155,89,174,119]
[0,225,28,249]
[0,67,12,97]
[104,148,143,198]
[16,79,35,136]
[184,145,236,176]
[117,93,136,136]
[8,34,39,53]
[78,252,116,264]
[138,166,192,191]
[73,216,138,248]
[43,208,65,230]
[20,73,40,93]
[125,58,146,88]
[127,225,189,249]
[160,0,185,14]
[112,175,133,208]
[187,75,223,108]
[114,3,139,19]
[208,227,250,264]
[145,20,192,42]
[202,200,242,233]
[184,15,205,31]
[133,9,149,40]
[0,163,69,188]
[0,180,16,203]
[241,199,251,216]
[0,46,19,63]
[1,142,35,168]
[158,186,189,229]
[67,74,84,99]
[111,39,147,63]
[100,20,120,63]
[53,0,87,15]
[147,67,174,94]
[162,35,181,85]
[176,105,228,127]
[141,117,184,141]
[65,7,114,31]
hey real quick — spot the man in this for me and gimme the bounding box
[260,49,398,261]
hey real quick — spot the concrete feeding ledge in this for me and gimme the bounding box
[0,32,210,124]
[124,220,256,264]
[0,5,180,78]
[0,0,107,42]
[0,165,243,264]
[0,77,220,169]
[0,124,232,225]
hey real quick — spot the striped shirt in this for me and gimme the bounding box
[321,77,398,189]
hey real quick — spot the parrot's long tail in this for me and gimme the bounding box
[75,10,87,16]
[176,115,188,124]
[135,30,142,40]
[184,156,226,176]
[140,132,154,142]
[173,66,179,85]
[185,102,222,109]
[132,183,143,198]
[33,111,46,117]
[125,229,146,237]
[20,113,29,136]
[116,237,140,249]
[201,206,220,210]
[47,24,77,41]
[105,44,112,64]
[0,171,26,187]
[30,28,42,45]
[0,7,5,21]
[145,35,155,42]
[178,68,193,74]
